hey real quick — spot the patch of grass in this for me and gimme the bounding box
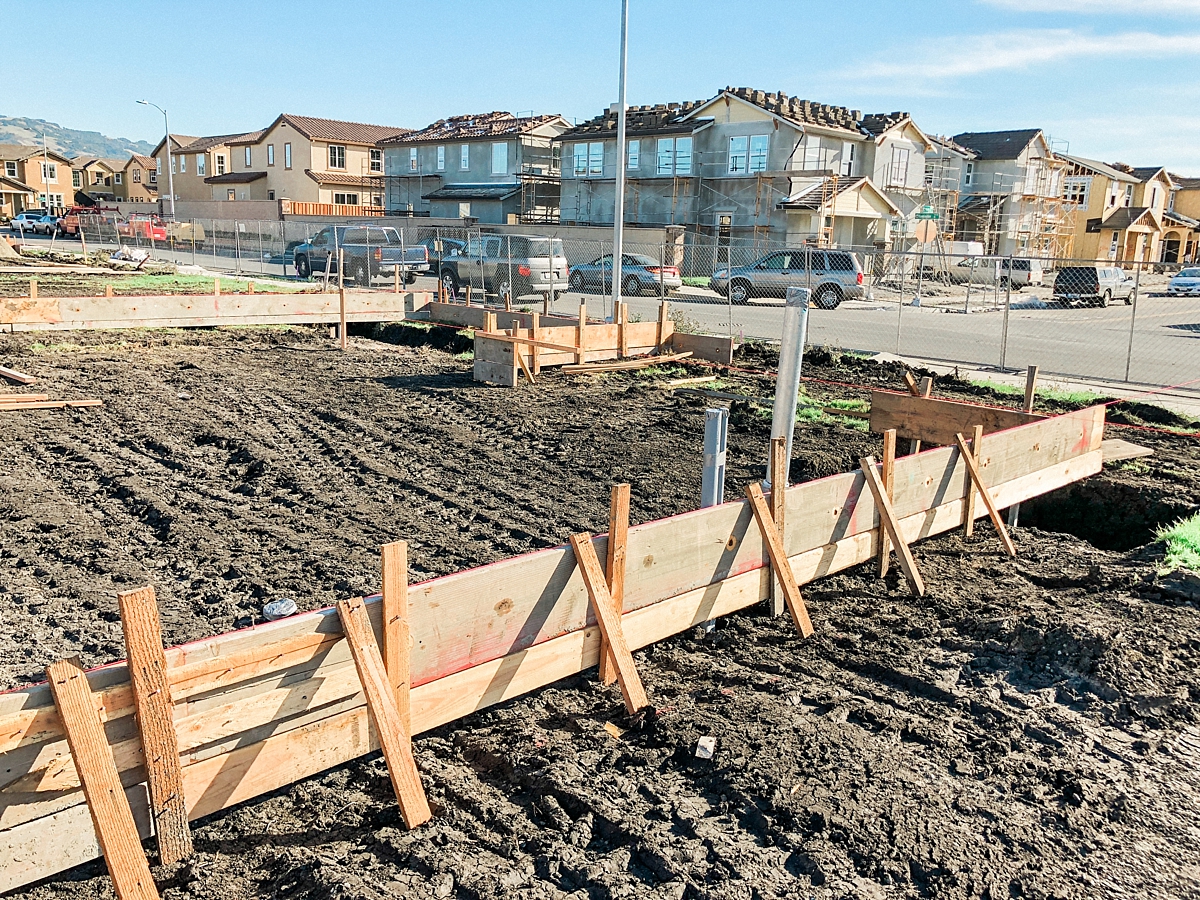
[1158,512,1200,573]
[682,276,710,288]
[968,379,1105,407]
[1112,459,1150,475]
[825,398,870,412]
[454,350,474,361]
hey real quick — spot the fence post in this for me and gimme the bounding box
[1124,263,1141,382]
[999,255,1013,370]
[964,256,975,312]
[895,251,906,353]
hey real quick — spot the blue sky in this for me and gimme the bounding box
[9,0,1200,170]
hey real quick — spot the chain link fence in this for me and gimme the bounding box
[73,215,1197,390]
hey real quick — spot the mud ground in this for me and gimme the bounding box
[1,325,1198,899]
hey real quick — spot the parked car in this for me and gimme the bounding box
[709,248,864,308]
[568,253,682,295]
[33,214,62,235]
[1052,266,1136,307]
[293,225,430,285]
[438,233,569,299]
[415,236,465,274]
[946,256,1044,290]
[8,212,45,233]
[1167,267,1200,296]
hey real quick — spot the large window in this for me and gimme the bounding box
[887,146,910,187]
[573,143,588,176]
[333,192,360,205]
[437,145,445,171]
[588,142,603,176]
[4,161,16,178]
[675,137,692,175]
[267,144,275,166]
[1062,176,1090,206]
[328,144,346,169]
[460,145,469,170]
[41,162,57,182]
[284,143,292,169]
[132,168,141,183]
[410,147,419,172]
[748,134,769,173]
[728,136,748,174]
[244,147,252,167]
[840,142,856,178]
[196,154,206,177]
[491,141,508,175]
[215,154,226,176]
[657,138,673,175]
[149,169,157,185]
[114,172,122,185]
[627,139,639,169]
[370,148,382,173]
[72,170,82,188]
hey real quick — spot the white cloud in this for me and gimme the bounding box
[850,29,1200,80]
[982,0,1200,12]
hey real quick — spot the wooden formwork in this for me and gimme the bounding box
[0,406,1108,894]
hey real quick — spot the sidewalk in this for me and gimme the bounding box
[873,352,1200,420]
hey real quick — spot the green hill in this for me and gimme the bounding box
[0,114,154,160]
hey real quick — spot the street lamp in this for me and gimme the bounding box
[137,99,175,219]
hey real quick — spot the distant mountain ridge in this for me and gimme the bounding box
[0,114,154,159]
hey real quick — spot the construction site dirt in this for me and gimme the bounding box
[1,325,1198,900]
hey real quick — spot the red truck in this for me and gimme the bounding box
[119,214,169,242]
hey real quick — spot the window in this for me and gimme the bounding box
[749,135,768,173]
[41,162,57,182]
[657,138,674,175]
[328,145,346,169]
[841,142,856,178]
[196,154,206,177]
[114,173,122,185]
[1109,230,1120,258]
[803,139,821,170]
[409,147,418,172]
[551,144,561,174]
[588,142,603,176]
[227,189,236,201]
[267,144,275,166]
[964,161,974,187]
[132,168,141,183]
[437,145,445,171]
[459,201,471,217]
[627,139,639,169]
[240,146,249,167]
[149,169,157,185]
[180,154,188,174]
[156,157,162,175]
[1169,190,1177,212]
[491,142,508,175]
[72,170,82,188]
[38,193,64,209]
[93,171,104,185]
[4,161,15,178]
[888,146,910,186]
[284,143,292,169]
[729,136,748,174]
[1150,186,1158,208]
[268,190,275,200]
[675,137,692,175]
[1124,184,1133,207]
[333,192,360,205]
[573,143,588,176]
[215,154,226,176]
[460,145,469,170]
[1062,176,1090,206]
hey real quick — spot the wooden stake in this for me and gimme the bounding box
[1023,365,1039,413]
[394,265,401,294]
[569,533,648,713]
[105,284,114,298]
[530,312,541,374]
[29,278,37,300]
[769,436,787,617]
[47,658,160,900]
[213,277,220,297]
[907,375,934,454]
[576,299,586,364]
[247,281,255,295]
[617,302,627,358]
[338,287,347,351]
[745,482,813,636]
[336,597,431,828]
[954,433,1017,557]
[963,424,983,538]
[878,428,897,577]
[514,335,536,384]
[465,284,472,306]
[381,542,411,724]
[657,300,669,348]
[117,587,192,866]
[859,456,925,597]
[600,484,630,686]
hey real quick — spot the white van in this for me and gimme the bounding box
[947,256,1044,290]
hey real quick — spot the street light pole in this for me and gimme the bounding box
[610,0,629,321]
[138,99,175,220]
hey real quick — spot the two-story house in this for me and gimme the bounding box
[0,144,73,214]
[150,132,262,202]
[220,114,410,209]
[950,129,1070,257]
[122,154,158,204]
[557,88,922,249]
[1166,174,1200,264]
[381,112,569,223]
[73,158,126,202]
[1058,156,1175,263]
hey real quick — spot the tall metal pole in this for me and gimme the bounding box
[610,0,629,321]
[138,100,176,220]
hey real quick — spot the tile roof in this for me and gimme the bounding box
[719,87,865,135]
[303,169,384,187]
[274,114,410,145]
[0,143,74,163]
[389,112,565,144]
[559,102,708,140]
[421,183,522,201]
[951,130,1043,161]
[204,171,268,184]
[860,111,911,138]
[185,132,263,152]
[129,154,156,168]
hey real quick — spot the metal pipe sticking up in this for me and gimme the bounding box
[610,0,629,324]
[766,286,811,488]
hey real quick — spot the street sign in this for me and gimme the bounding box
[913,219,938,243]
[915,204,940,221]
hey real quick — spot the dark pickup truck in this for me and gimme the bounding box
[293,225,430,285]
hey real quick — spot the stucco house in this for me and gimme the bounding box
[0,144,73,215]
[1059,156,1180,263]
[150,132,262,202]
[122,154,158,203]
[381,111,569,223]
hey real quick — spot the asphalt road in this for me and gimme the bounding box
[13,231,1198,388]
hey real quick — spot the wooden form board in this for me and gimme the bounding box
[0,290,430,332]
[0,405,1106,891]
[870,391,1045,447]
